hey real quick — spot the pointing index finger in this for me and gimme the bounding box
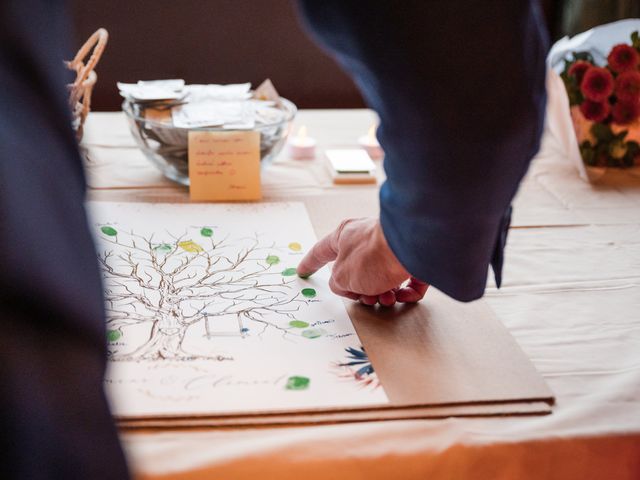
[296,230,339,278]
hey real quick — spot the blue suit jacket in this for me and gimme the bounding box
[0,1,546,477]
[298,0,548,301]
[0,1,128,478]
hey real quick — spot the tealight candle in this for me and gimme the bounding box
[288,125,316,159]
[358,124,384,159]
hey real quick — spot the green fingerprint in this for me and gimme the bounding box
[101,226,118,237]
[285,376,310,390]
[301,288,317,298]
[200,227,213,237]
[107,330,121,342]
[266,255,280,265]
[281,267,297,276]
[302,328,326,339]
[154,243,172,253]
[289,320,309,328]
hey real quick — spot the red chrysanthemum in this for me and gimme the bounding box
[615,70,640,102]
[568,60,592,85]
[579,99,611,122]
[612,99,640,125]
[581,66,615,102]
[607,44,640,73]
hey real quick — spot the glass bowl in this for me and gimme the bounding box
[122,97,297,185]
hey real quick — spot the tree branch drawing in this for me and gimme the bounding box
[97,225,309,361]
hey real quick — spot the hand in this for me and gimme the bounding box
[296,218,429,306]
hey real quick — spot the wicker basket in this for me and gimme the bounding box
[66,28,108,142]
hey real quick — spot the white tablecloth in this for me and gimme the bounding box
[83,109,640,479]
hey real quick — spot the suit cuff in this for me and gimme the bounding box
[379,185,511,302]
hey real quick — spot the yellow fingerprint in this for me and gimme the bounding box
[288,242,302,252]
[178,240,204,253]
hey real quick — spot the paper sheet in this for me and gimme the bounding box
[87,201,389,418]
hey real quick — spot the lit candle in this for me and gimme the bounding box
[288,125,316,159]
[358,124,384,159]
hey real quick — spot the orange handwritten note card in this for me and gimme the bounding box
[188,131,261,201]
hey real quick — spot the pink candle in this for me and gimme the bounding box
[358,124,384,159]
[288,126,316,159]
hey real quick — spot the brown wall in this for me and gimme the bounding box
[71,1,558,112]
[71,0,365,111]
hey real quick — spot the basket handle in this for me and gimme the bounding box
[67,28,108,105]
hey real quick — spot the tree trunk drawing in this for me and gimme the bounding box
[125,315,188,360]
[96,226,307,361]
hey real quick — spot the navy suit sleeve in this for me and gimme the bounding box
[0,1,129,478]
[297,1,548,301]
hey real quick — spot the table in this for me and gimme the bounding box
[83,110,640,479]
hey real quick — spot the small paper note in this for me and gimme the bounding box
[253,78,282,107]
[326,149,376,173]
[144,107,173,124]
[117,81,185,101]
[188,131,261,201]
[173,101,255,129]
[138,79,185,90]
[184,83,252,102]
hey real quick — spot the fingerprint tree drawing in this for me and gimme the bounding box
[97,225,308,361]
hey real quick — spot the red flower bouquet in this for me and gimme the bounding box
[561,31,640,168]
